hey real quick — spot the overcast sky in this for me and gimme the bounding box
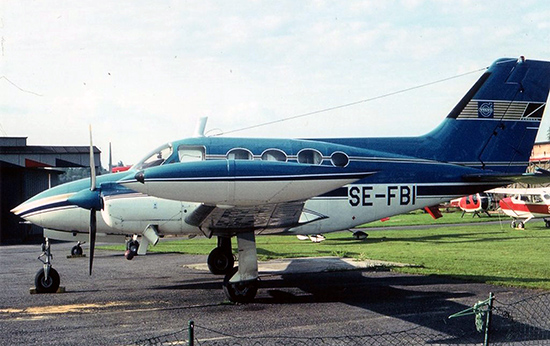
[1,1,549,167]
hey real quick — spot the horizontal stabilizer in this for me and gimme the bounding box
[463,168,550,185]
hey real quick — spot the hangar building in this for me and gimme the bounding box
[0,137,101,244]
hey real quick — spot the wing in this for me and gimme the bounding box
[185,202,327,235]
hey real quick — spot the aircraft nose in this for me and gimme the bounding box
[10,201,27,216]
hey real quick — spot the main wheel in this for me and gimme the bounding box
[34,267,60,293]
[71,245,83,256]
[125,240,139,260]
[545,220,550,228]
[223,267,258,303]
[353,231,368,240]
[207,247,235,275]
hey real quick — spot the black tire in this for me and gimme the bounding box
[34,268,60,294]
[353,231,368,240]
[127,240,139,255]
[124,250,135,260]
[71,245,83,256]
[545,221,550,228]
[207,247,235,275]
[518,221,525,230]
[223,267,258,303]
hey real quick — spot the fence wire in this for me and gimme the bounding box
[134,292,550,346]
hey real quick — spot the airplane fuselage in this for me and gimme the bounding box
[14,135,504,241]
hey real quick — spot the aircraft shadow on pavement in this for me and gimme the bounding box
[153,257,550,343]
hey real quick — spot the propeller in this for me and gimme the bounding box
[88,125,97,276]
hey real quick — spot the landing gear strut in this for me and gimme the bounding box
[207,237,234,275]
[222,232,259,303]
[223,267,258,303]
[35,238,60,293]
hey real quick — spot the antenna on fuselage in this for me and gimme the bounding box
[193,117,208,137]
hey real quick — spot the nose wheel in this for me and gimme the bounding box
[35,238,61,293]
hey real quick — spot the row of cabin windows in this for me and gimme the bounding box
[177,146,350,167]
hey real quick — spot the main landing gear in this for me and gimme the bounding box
[71,241,84,256]
[125,239,140,260]
[35,238,61,293]
[216,232,259,303]
[207,237,235,275]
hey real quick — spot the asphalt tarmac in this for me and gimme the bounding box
[0,241,547,345]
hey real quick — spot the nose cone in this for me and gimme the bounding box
[11,190,73,220]
[11,201,28,217]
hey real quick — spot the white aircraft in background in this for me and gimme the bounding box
[12,57,550,302]
[490,187,550,229]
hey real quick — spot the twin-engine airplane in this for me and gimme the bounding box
[12,57,550,302]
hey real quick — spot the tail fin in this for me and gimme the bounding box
[423,57,550,173]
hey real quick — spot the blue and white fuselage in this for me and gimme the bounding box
[11,57,550,302]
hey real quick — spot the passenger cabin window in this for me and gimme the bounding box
[139,145,173,169]
[331,152,349,167]
[178,145,205,162]
[520,195,529,202]
[297,149,322,165]
[227,148,253,160]
[261,149,287,162]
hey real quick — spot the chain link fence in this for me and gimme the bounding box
[134,292,550,346]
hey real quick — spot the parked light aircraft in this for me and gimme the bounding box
[12,57,550,302]
[490,187,550,229]
[453,192,493,217]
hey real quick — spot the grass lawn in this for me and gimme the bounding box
[100,212,550,290]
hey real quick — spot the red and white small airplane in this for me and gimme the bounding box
[452,192,493,217]
[490,188,550,229]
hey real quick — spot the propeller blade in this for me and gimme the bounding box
[89,209,97,275]
[89,125,97,191]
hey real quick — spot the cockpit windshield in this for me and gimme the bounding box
[132,143,173,170]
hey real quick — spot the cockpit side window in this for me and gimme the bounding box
[178,145,205,162]
[136,144,173,169]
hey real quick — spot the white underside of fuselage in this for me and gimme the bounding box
[19,182,461,240]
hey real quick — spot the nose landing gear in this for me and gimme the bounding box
[35,238,61,293]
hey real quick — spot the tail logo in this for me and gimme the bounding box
[478,102,494,118]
